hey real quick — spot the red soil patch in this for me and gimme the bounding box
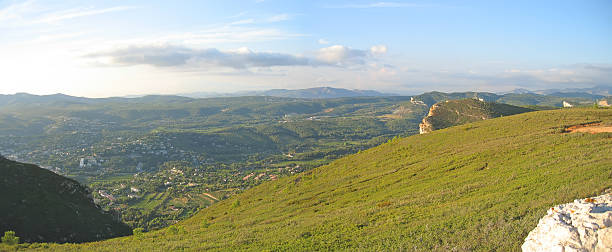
[564,122,612,134]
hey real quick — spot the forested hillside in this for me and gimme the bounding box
[0,157,131,244]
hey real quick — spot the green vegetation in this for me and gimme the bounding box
[0,95,432,231]
[0,157,131,244]
[132,228,144,240]
[420,99,534,133]
[0,92,606,238]
[412,91,601,107]
[15,108,611,251]
[1,231,19,246]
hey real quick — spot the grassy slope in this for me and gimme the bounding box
[15,108,612,251]
[422,99,534,132]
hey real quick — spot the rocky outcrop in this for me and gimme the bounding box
[419,103,440,134]
[522,193,612,252]
[419,99,533,134]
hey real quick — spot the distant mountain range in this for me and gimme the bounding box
[0,93,193,108]
[180,87,398,99]
[1,85,610,109]
[412,90,608,108]
[506,85,612,97]
[0,87,395,107]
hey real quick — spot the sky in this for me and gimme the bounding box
[0,0,611,97]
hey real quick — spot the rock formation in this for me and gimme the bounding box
[522,193,612,252]
[419,103,439,134]
[418,99,533,134]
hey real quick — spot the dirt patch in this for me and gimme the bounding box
[564,122,612,134]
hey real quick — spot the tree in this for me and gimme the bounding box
[1,231,19,245]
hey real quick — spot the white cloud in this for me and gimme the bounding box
[315,45,388,65]
[0,1,37,23]
[228,18,255,25]
[35,6,135,24]
[147,26,305,47]
[315,45,368,65]
[86,45,313,69]
[498,64,611,85]
[267,14,290,22]
[318,39,330,45]
[0,2,136,27]
[86,44,387,70]
[370,45,387,55]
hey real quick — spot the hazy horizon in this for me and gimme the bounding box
[1,0,610,98]
[3,84,612,99]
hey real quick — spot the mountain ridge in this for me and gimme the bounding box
[419,99,535,133]
[179,86,398,99]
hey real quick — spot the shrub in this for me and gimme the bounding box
[166,226,179,235]
[166,226,186,235]
[1,231,19,245]
[201,220,210,228]
[133,228,144,239]
[232,200,240,209]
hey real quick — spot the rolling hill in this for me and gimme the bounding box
[17,108,611,251]
[419,99,534,133]
[180,87,397,99]
[0,157,131,244]
[411,91,601,107]
[0,95,428,231]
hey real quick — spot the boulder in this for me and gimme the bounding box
[522,193,612,252]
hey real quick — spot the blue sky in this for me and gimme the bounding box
[0,0,610,97]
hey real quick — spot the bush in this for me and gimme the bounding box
[1,231,19,245]
[201,220,210,228]
[133,228,144,239]
[166,226,185,235]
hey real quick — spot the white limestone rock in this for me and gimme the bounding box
[522,193,612,252]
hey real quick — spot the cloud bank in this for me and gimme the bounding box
[86,44,388,69]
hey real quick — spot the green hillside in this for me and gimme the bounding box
[419,99,534,133]
[0,95,429,230]
[411,91,600,107]
[9,108,608,251]
[0,157,131,244]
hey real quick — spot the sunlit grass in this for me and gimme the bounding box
[8,108,612,251]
